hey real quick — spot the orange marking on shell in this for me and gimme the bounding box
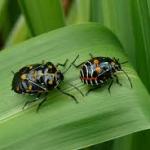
[94,59,99,65]
[95,67,101,73]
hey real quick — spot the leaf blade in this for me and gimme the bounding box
[0,23,149,150]
[18,0,65,36]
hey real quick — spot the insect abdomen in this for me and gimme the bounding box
[80,63,102,85]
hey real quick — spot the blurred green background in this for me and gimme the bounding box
[0,0,150,150]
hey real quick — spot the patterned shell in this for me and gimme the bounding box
[80,57,114,85]
[12,62,59,94]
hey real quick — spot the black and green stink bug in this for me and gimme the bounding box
[73,54,132,95]
[12,57,83,111]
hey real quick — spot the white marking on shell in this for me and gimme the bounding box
[28,79,47,91]
[90,79,93,85]
[91,65,95,77]
[22,81,27,89]
[87,61,92,66]
[85,80,88,85]
[84,64,89,85]
[83,64,88,78]
[100,80,103,83]
[80,69,84,78]
[37,70,43,80]
[95,79,98,85]
[87,61,94,77]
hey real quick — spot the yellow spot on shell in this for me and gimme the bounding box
[33,71,37,78]
[16,86,19,91]
[48,65,52,68]
[39,71,43,76]
[21,74,27,80]
[48,80,52,84]
[28,85,32,90]
[29,66,33,69]
[111,62,115,66]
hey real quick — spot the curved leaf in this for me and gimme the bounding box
[0,23,149,150]
[90,0,150,93]
[18,0,65,36]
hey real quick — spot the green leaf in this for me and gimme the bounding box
[112,130,150,150]
[67,0,90,24]
[90,0,136,67]
[90,1,150,149]
[90,0,150,93]
[5,15,30,47]
[18,0,65,36]
[0,0,20,46]
[130,0,150,92]
[0,23,149,150]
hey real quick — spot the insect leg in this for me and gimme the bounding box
[57,87,78,103]
[73,62,85,68]
[41,60,45,64]
[120,61,128,64]
[63,54,80,73]
[22,93,43,110]
[85,86,101,96]
[68,83,84,96]
[36,93,48,112]
[121,69,132,88]
[22,99,37,110]
[108,79,114,94]
[56,59,69,67]
[89,53,94,58]
[73,53,94,68]
[11,71,15,75]
[114,74,122,86]
[36,93,42,99]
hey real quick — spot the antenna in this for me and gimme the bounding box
[67,82,84,96]
[11,71,15,75]
[120,61,128,64]
[121,69,132,88]
[89,53,94,58]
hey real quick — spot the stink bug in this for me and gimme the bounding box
[12,57,83,111]
[73,54,132,95]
